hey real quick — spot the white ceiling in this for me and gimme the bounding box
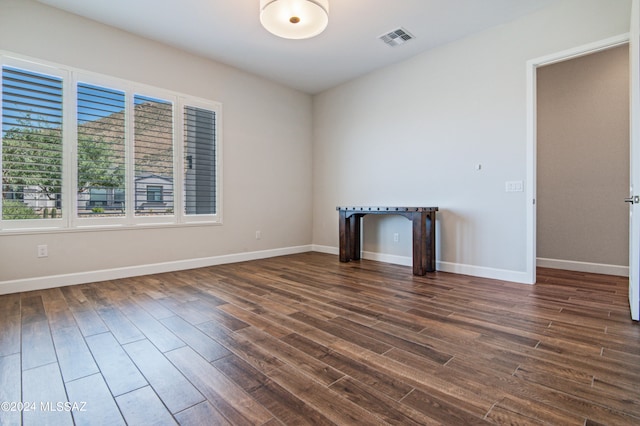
[37,0,559,94]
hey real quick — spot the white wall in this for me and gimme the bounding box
[0,0,313,290]
[0,0,633,291]
[312,0,632,282]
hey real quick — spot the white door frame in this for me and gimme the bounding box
[525,34,631,286]
[629,0,640,321]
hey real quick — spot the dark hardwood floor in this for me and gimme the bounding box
[1,252,639,425]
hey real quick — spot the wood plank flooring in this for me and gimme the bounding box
[1,252,639,425]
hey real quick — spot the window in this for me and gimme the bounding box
[146,185,163,202]
[2,67,63,221]
[134,95,173,216]
[0,57,221,231]
[77,83,125,217]
[114,188,125,205]
[89,188,107,206]
[184,106,217,215]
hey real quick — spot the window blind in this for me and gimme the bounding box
[77,83,126,217]
[0,57,221,230]
[133,95,174,216]
[184,106,216,215]
[1,67,63,220]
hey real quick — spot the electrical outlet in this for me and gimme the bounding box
[393,233,399,243]
[256,230,261,240]
[37,244,48,258]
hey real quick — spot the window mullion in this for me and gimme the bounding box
[67,72,78,228]
[125,90,136,225]
[174,99,185,224]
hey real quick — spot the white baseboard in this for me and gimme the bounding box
[0,245,312,295]
[437,261,532,284]
[0,244,544,295]
[313,245,532,284]
[362,251,412,267]
[311,244,338,255]
[537,257,629,277]
[363,250,531,283]
[312,246,413,268]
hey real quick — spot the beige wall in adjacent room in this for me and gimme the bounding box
[537,44,629,267]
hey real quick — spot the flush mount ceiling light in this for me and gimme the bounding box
[260,0,329,40]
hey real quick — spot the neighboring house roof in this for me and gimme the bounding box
[135,174,173,184]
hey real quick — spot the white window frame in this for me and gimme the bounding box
[0,53,222,233]
[179,97,222,222]
[0,57,71,231]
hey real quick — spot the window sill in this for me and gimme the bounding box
[0,220,222,236]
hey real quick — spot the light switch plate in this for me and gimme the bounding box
[505,181,524,192]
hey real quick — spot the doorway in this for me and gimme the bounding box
[536,44,629,276]
[525,34,630,285]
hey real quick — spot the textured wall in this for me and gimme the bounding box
[537,45,629,267]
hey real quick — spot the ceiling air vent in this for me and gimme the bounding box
[379,27,415,47]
